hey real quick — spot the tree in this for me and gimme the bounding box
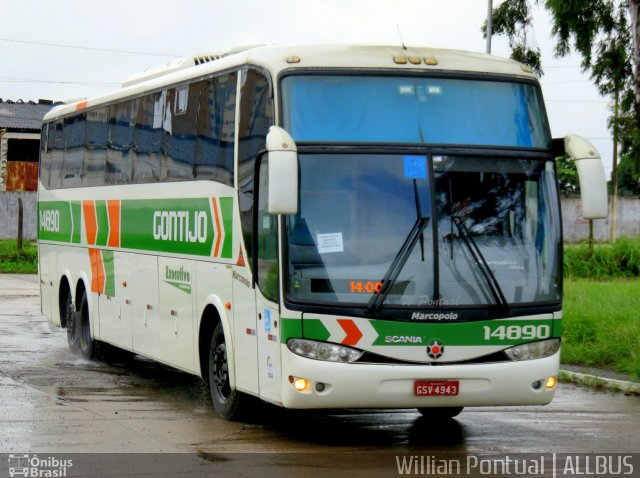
[617,153,640,194]
[555,154,581,196]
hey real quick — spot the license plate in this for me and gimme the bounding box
[414,380,459,396]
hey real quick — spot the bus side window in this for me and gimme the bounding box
[238,69,274,266]
[195,74,236,186]
[39,123,50,188]
[161,87,196,181]
[62,114,85,187]
[48,120,64,189]
[132,93,162,183]
[83,107,108,187]
[106,101,134,185]
[256,155,278,302]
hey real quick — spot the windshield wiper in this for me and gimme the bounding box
[366,215,430,315]
[451,216,510,313]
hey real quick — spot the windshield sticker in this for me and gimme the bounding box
[404,155,427,179]
[316,233,344,254]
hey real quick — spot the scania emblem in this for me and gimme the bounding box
[427,340,444,359]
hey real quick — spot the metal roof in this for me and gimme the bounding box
[0,100,57,131]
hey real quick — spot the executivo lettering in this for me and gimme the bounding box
[153,210,207,243]
[164,265,192,294]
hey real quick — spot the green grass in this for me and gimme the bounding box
[562,278,640,380]
[564,237,640,279]
[0,240,38,274]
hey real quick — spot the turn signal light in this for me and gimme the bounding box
[545,376,557,389]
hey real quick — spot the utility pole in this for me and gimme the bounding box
[610,92,619,241]
[486,0,493,54]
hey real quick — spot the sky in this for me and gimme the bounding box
[0,0,615,177]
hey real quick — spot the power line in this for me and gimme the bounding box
[546,99,608,103]
[0,76,119,87]
[0,37,180,57]
[542,79,591,85]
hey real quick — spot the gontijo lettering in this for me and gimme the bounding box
[153,210,207,243]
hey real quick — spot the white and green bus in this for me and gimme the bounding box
[38,44,607,419]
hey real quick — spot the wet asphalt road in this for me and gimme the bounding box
[0,274,639,476]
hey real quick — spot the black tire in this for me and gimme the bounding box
[209,322,244,420]
[417,407,464,419]
[77,289,96,359]
[63,291,80,353]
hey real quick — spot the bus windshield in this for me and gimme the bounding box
[285,154,561,311]
[281,75,551,148]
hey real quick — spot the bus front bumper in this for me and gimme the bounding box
[280,348,560,409]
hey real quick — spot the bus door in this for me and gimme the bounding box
[231,266,260,395]
[256,295,281,403]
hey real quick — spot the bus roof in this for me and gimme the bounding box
[44,44,537,121]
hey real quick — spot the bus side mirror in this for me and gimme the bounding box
[266,126,298,215]
[564,134,608,219]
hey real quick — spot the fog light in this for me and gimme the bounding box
[315,382,325,392]
[545,376,557,389]
[294,378,310,392]
[532,380,542,390]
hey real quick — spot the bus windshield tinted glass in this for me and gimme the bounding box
[285,155,561,310]
[282,75,551,148]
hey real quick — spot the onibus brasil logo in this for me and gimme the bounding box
[8,454,72,477]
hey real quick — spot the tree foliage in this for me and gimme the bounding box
[555,154,581,196]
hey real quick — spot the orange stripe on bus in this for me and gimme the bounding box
[89,248,105,293]
[212,197,222,257]
[83,201,97,245]
[107,200,121,248]
[75,100,88,111]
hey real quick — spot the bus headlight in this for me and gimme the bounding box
[504,338,560,361]
[287,338,363,363]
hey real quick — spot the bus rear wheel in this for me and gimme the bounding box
[417,407,464,419]
[209,322,244,420]
[63,292,80,353]
[76,290,96,359]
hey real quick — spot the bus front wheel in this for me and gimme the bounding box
[209,322,244,420]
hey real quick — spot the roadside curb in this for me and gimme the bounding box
[559,369,640,395]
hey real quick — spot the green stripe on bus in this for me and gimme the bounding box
[220,197,233,259]
[38,201,73,242]
[281,318,303,343]
[102,249,115,297]
[95,200,109,246]
[40,197,233,259]
[71,201,81,244]
[369,318,560,346]
[297,317,561,347]
[303,319,331,342]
